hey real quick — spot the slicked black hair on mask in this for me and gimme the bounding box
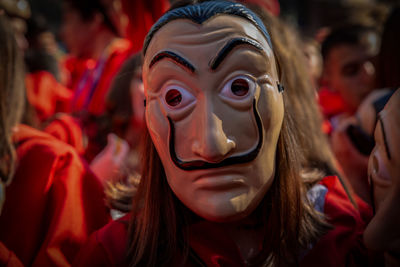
[142,0,273,55]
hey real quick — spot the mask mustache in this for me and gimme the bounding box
[167,98,264,171]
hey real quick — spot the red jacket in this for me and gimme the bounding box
[0,125,110,266]
[74,176,375,266]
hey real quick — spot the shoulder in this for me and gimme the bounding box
[74,214,130,266]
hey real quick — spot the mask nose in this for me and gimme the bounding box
[191,112,236,163]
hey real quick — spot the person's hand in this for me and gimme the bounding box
[90,133,130,186]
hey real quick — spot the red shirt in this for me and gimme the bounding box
[74,176,375,266]
[0,125,110,266]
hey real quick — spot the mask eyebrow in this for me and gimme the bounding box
[149,50,196,73]
[209,37,264,70]
[378,115,392,160]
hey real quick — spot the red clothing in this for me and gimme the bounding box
[67,38,132,116]
[0,125,110,266]
[300,176,371,266]
[121,0,170,53]
[239,0,280,16]
[0,242,23,267]
[25,71,73,122]
[318,87,347,119]
[44,114,85,155]
[74,176,374,266]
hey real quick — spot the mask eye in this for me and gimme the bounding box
[163,85,196,109]
[220,76,255,100]
[165,89,182,107]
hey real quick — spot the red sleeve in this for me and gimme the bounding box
[301,176,371,267]
[44,114,85,155]
[0,125,110,266]
[25,71,73,122]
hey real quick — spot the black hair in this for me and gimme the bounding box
[321,24,378,60]
[63,0,118,35]
[143,0,272,56]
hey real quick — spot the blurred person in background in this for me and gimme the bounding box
[0,0,30,52]
[24,15,73,124]
[328,6,400,204]
[0,12,110,267]
[1,0,74,127]
[319,24,379,120]
[318,24,379,202]
[119,0,170,53]
[60,0,133,117]
[89,53,145,186]
[0,13,24,267]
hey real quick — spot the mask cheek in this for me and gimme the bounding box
[146,101,170,158]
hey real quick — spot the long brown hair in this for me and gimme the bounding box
[126,2,329,266]
[0,14,25,186]
[251,6,339,177]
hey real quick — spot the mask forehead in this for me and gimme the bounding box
[143,15,277,87]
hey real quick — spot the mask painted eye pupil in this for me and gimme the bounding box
[165,89,182,107]
[231,78,249,96]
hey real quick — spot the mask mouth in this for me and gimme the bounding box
[168,98,263,171]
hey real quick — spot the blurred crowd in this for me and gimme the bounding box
[0,0,399,266]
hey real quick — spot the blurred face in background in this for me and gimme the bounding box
[60,3,96,58]
[323,43,376,114]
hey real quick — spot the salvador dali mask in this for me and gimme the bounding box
[364,89,400,254]
[143,15,284,222]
